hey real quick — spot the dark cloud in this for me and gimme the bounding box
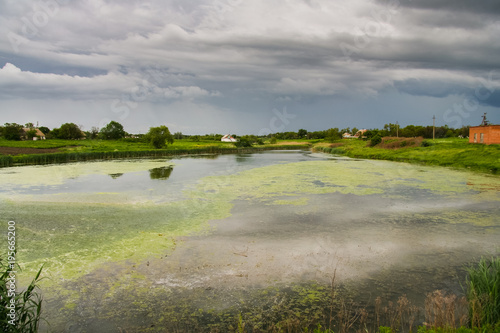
[0,0,499,133]
[393,0,500,16]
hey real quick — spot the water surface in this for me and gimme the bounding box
[0,151,499,332]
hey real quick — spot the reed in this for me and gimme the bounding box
[465,257,500,329]
[4,145,311,168]
[0,155,13,167]
[0,257,44,333]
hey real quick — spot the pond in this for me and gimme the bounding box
[1,151,499,332]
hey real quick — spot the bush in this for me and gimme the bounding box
[2,123,23,141]
[234,138,253,148]
[421,140,435,147]
[144,125,174,149]
[370,135,382,147]
[56,123,84,140]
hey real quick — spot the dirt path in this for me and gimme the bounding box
[0,146,61,155]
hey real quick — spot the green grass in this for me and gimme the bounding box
[315,138,500,174]
[0,138,315,152]
[0,138,232,151]
[0,139,312,167]
[0,257,44,333]
[466,257,500,329]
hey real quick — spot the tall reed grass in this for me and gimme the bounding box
[3,145,310,168]
[465,257,500,329]
[0,156,13,167]
[0,257,44,333]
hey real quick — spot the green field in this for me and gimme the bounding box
[0,138,313,167]
[0,138,234,151]
[314,138,500,174]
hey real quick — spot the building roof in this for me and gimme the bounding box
[469,125,500,129]
[23,128,46,137]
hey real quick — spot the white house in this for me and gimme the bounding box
[221,134,237,142]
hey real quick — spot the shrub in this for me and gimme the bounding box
[3,123,23,141]
[421,140,435,147]
[270,137,278,144]
[144,126,174,149]
[234,138,253,148]
[370,135,382,147]
[57,123,84,140]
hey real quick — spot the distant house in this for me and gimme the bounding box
[469,113,500,145]
[22,128,46,140]
[221,134,237,142]
[354,129,368,138]
[343,129,367,139]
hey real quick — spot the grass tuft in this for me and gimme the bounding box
[0,256,44,333]
[465,257,500,329]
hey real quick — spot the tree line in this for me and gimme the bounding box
[0,121,174,149]
[1,121,472,147]
[269,124,470,141]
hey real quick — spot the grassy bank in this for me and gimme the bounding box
[0,139,312,167]
[314,138,500,175]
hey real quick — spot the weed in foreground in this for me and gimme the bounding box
[465,257,500,329]
[0,256,44,333]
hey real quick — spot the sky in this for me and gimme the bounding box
[0,0,499,135]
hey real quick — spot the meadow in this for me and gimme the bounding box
[0,138,313,167]
[314,138,500,175]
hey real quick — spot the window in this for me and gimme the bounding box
[474,133,477,143]
[480,133,484,143]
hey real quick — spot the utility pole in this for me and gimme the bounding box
[396,121,399,138]
[481,113,488,126]
[432,115,436,140]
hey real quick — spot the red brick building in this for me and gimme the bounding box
[469,125,500,145]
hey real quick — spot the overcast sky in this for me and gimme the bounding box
[1,0,499,134]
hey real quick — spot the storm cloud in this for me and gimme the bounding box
[0,0,498,133]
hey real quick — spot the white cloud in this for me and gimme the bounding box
[164,86,222,99]
[0,63,222,102]
[0,63,135,99]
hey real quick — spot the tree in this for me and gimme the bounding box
[58,123,84,140]
[325,128,341,142]
[173,132,184,140]
[234,137,252,148]
[370,135,382,147]
[26,129,37,140]
[88,126,100,140]
[3,123,23,140]
[297,129,308,138]
[99,121,126,140]
[24,122,35,129]
[145,125,174,149]
[38,126,50,135]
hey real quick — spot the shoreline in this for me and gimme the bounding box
[0,144,311,168]
[312,138,500,175]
